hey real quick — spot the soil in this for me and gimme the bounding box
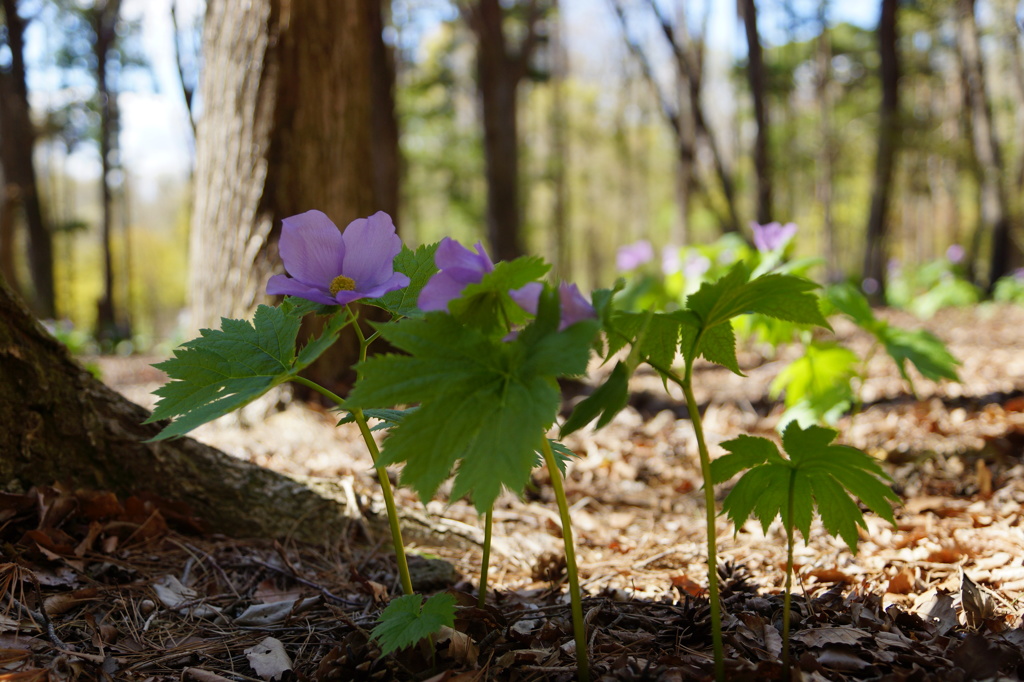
[3,305,1024,681]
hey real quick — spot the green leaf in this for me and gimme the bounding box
[686,263,830,331]
[769,342,859,417]
[367,242,440,318]
[718,422,898,554]
[559,361,630,437]
[538,440,578,477]
[280,295,337,318]
[336,407,416,431]
[878,326,960,384]
[145,305,349,439]
[607,312,680,371]
[677,264,829,374]
[447,256,550,334]
[348,309,592,512]
[371,593,456,656]
[825,283,878,328]
[710,434,784,484]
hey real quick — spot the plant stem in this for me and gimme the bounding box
[540,437,590,682]
[353,406,415,597]
[291,375,414,596]
[783,469,797,675]
[681,359,726,682]
[478,507,493,609]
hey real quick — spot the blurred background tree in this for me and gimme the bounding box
[1,0,1022,356]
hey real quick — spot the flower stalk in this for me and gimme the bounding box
[540,437,590,682]
[478,507,494,609]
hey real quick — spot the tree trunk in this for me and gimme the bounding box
[549,0,570,277]
[816,3,840,281]
[190,0,398,393]
[0,162,16,290]
[0,0,55,319]
[0,271,347,541]
[463,0,535,262]
[93,0,124,343]
[740,0,773,225]
[956,0,1016,287]
[0,272,478,548]
[636,0,741,235]
[863,0,900,301]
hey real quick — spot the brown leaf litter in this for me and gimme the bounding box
[3,305,1024,680]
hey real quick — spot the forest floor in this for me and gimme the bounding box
[4,305,1024,681]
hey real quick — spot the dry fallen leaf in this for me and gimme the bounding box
[245,636,293,681]
[959,567,996,629]
[233,595,321,626]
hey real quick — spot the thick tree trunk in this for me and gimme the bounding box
[0,0,55,319]
[0,273,476,548]
[190,0,398,394]
[863,0,900,301]
[740,0,773,225]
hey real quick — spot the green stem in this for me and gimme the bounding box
[681,358,726,682]
[292,311,415,598]
[353,405,414,596]
[783,469,796,675]
[478,508,493,609]
[540,437,590,682]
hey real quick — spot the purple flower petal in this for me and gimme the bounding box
[417,238,495,312]
[278,210,346,286]
[266,273,339,306]
[558,282,596,329]
[340,212,403,289]
[419,272,469,311]
[509,282,543,315]
[509,282,594,331]
[616,240,654,271]
[751,221,798,253]
[352,271,411,301]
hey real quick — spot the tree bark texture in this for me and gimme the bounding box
[863,0,900,299]
[0,0,55,319]
[740,0,773,225]
[956,0,1017,286]
[0,273,479,548]
[190,0,396,328]
[190,0,399,395]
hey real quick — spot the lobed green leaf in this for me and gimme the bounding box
[718,422,898,554]
[367,242,440,318]
[348,304,593,512]
[371,593,456,655]
[146,305,349,439]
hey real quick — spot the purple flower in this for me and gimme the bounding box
[418,237,495,312]
[616,240,654,271]
[685,254,712,280]
[509,281,596,331]
[946,244,965,264]
[266,210,409,306]
[662,247,681,275]
[751,221,797,253]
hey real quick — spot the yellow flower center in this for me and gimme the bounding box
[329,275,356,295]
